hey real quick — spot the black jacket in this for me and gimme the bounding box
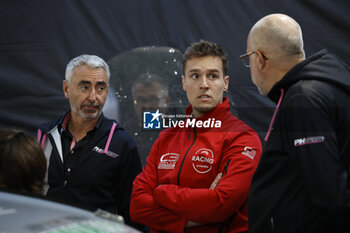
[37,112,142,227]
[248,50,350,233]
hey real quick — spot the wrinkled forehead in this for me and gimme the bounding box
[71,65,109,83]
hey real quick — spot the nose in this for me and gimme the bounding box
[88,88,97,102]
[199,77,209,89]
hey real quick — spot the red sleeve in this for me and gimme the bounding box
[153,131,262,223]
[130,138,187,233]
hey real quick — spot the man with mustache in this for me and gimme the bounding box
[130,40,262,232]
[37,54,142,229]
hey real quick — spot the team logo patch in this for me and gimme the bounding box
[92,146,119,158]
[294,136,325,147]
[143,110,162,129]
[191,148,214,174]
[158,153,180,169]
[241,146,256,160]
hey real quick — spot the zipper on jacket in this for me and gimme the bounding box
[216,159,233,233]
[223,159,231,176]
[264,88,284,142]
[216,159,231,187]
[177,127,197,186]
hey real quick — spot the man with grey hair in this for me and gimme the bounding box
[37,54,143,229]
[243,14,350,232]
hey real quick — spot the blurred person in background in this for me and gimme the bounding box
[131,73,170,166]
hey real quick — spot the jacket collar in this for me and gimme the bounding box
[185,97,231,122]
[267,49,328,102]
[57,111,104,134]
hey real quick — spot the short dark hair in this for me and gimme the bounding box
[182,40,229,76]
[0,129,46,195]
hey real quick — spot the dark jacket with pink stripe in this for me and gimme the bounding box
[249,50,350,233]
[37,112,142,227]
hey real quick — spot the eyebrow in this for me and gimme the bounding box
[207,69,220,73]
[188,69,201,73]
[78,80,107,85]
[78,80,91,85]
[188,69,220,73]
[96,81,107,85]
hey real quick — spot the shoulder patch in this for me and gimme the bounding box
[241,146,256,160]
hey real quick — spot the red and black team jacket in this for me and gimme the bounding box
[130,98,262,233]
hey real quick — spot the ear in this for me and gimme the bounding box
[223,76,229,91]
[63,80,69,99]
[257,51,267,70]
[181,75,186,91]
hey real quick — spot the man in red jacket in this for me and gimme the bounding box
[130,40,262,233]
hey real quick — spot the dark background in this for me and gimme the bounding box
[1,0,349,140]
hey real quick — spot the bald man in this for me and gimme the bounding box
[243,14,350,232]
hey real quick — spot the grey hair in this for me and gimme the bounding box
[65,54,110,82]
[249,14,305,59]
